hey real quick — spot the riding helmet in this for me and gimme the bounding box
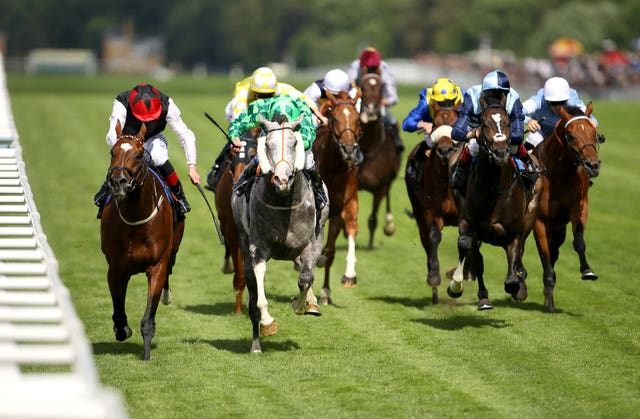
[360,47,381,68]
[481,70,511,91]
[430,78,462,104]
[323,69,351,94]
[129,83,162,122]
[250,67,278,94]
[543,77,570,102]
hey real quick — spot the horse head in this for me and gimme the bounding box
[556,103,601,178]
[108,121,148,199]
[358,73,382,124]
[478,104,511,167]
[325,90,362,165]
[430,101,460,164]
[258,113,305,195]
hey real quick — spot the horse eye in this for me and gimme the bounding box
[136,152,144,160]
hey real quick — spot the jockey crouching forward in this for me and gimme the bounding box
[451,69,538,193]
[230,94,327,211]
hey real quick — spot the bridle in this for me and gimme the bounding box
[554,115,600,169]
[109,135,164,225]
[478,106,510,164]
[328,102,361,161]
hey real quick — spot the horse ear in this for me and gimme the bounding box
[138,123,147,140]
[559,104,570,120]
[479,95,488,110]
[585,101,593,117]
[115,120,122,137]
[326,89,336,104]
[319,101,331,116]
[354,87,362,102]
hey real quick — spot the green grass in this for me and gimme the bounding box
[7,74,640,418]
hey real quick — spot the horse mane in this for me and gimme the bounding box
[564,105,585,116]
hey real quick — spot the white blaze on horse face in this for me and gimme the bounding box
[120,142,134,152]
[491,113,507,142]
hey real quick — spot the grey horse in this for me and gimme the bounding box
[232,114,329,353]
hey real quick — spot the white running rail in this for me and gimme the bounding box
[0,54,128,418]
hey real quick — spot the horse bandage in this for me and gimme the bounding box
[430,125,452,144]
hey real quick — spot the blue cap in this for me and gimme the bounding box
[481,70,510,91]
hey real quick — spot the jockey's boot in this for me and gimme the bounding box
[158,161,190,215]
[94,180,110,219]
[169,181,191,215]
[205,145,230,192]
[451,145,472,192]
[304,168,327,210]
[233,157,258,197]
[512,143,539,191]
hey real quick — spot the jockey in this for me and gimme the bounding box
[303,68,361,126]
[230,94,327,210]
[347,47,404,152]
[523,76,599,150]
[403,77,464,183]
[94,83,201,217]
[451,69,535,192]
[207,67,320,192]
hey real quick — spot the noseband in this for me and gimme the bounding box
[108,136,149,192]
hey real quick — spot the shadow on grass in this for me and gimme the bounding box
[92,341,147,358]
[184,338,301,354]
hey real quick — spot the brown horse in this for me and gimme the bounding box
[405,102,461,303]
[100,122,184,360]
[531,103,602,313]
[357,73,402,249]
[447,101,542,310]
[213,132,258,314]
[313,89,362,300]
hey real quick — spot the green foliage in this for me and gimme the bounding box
[1,1,640,69]
[7,74,640,418]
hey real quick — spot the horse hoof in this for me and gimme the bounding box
[504,281,519,295]
[477,299,493,310]
[251,340,262,353]
[582,270,598,280]
[305,303,322,316]
[320,288,332,305]
[221,260,235,274]
[341,276,357,288]
[447,285,463,299]
[160,288,172,305]
[260,320,279,336]
[114,325,132,342]
[316,255,327,268]
[383,223,396,236]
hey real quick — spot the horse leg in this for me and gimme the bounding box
[292,267,314,315]
[160,278,172,305]
[320,216,339,304]
[448,220,472,298]
[221,244,234,274]
[232,243,245,314]
[342,202,359,288]
[426,220,443,288]
[474,248,492,310]
[244,265,262,353]
[383,190,396,236]
[107,267,132,342]
[572,219,597,280]
[140,265,168,361]
[503,238,523,296]
[367,189,385,250]
[253,259,278,336]
[534,220,557,313]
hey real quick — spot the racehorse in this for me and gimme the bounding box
[313,89,362,300]
[447,100,542,310]
[232,114,329,353]
[213,132,258,314]
[357,73,402,249]
[531,103,602,312]
[405,102,461,303]
[100,121,184,360]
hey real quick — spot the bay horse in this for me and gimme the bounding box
[213,132,258,314]
[357,73,402,249]
[447,100,542,310]
[531,103,602,312]
[100,121,184,360]
[232,114,329,353]
[405,102,461,303]
[313,89,362,300]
